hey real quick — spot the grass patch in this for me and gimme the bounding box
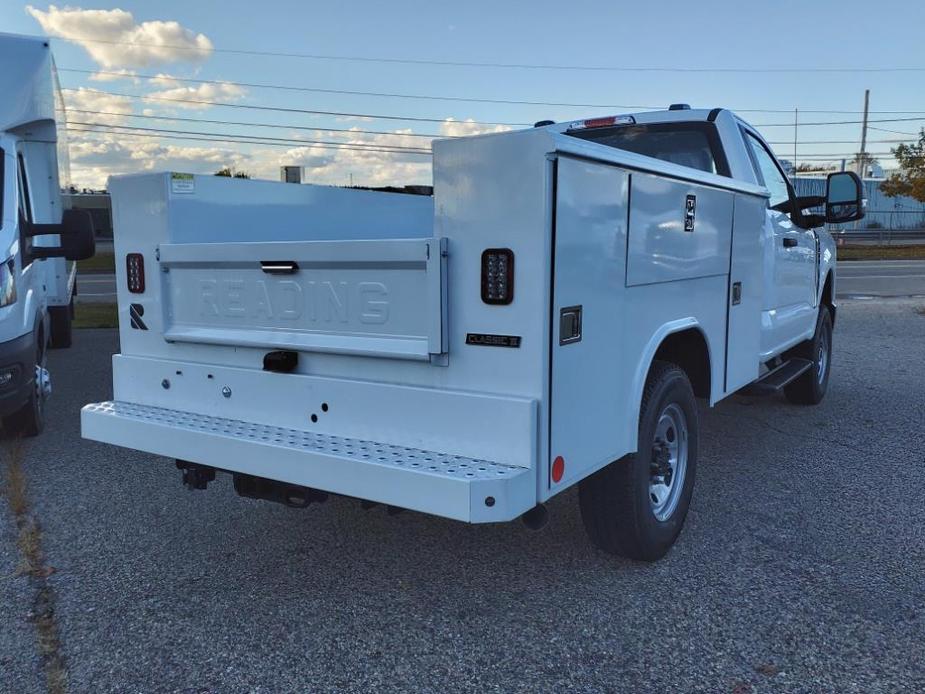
[74,303,118,329]
[2,442,68,694]
[837,244,925,261]
[77,251,115,273]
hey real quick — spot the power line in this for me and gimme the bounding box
[869,125,924,137]
[766,139,911,145]
[50,36,925,73]
[64,108,446,139]
[67,121,431,152]
[61,87,528,127]
[63,88,925,131]
[60,68,660,111]
[64,124,901,162]
[65,68,925,116]
[65,126,433,156]
[753,115,925,127]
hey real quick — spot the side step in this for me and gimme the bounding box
[741,358,813,396]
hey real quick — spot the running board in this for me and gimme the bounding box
[741,358,813,396]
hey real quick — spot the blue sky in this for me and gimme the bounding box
[3,1,923,188]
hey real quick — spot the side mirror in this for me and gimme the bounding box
[825,172,866,224]
[28,209,97,261]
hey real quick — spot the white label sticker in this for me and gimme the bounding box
[170,172,195,194]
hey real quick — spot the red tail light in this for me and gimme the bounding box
[481,248,514,305]
[126,253,145,293]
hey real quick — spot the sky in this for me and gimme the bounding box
[2,1,924,189]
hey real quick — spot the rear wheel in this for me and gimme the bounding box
[784,306,832,405]
[3,335,48,437]
[48,298,73,349]
[578,361,699,561]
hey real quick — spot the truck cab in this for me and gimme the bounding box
[560,106,849,363]
[0,33,95,435]
[81,104,863,560]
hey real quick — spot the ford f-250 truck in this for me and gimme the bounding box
[81,104,863,560]
[1,34,95,436]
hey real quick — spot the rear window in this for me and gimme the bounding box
[567,122,728,176]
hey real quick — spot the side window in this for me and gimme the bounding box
[744,132,790,209]
[17,153,32,223]
[16,153,33,263]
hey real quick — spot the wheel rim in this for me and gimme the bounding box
[816,329,829,385]
[649,403,688,522]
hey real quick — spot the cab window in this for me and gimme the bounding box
[567,122,729,176]
[744,132,790,208]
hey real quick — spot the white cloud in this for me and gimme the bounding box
[67,132,249,189]
[440,118,511,138]
[88,68,138,83]
[144,80,246,110]
[26,5,212,68]
[268,128,432,187]
[62,87,133,125]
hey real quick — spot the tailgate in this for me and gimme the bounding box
[158,238,447,361]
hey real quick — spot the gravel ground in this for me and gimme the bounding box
[0,501,43,694]
[2,298,924,693]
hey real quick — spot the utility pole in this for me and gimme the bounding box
[857,89,870,177]
[793,108,798,175]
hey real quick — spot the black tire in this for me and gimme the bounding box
[3,334,47,437]
[48,299,73,349]
[578,360,699,561]
[784,306,832,406]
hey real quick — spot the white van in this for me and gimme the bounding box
[1,34,95,435]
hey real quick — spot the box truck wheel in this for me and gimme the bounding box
[3,332,48,437]
[578,361,698,561]
[48,298,74,349]
[783,306,832,406]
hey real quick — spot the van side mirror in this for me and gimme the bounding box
[28,209,97,261]
[825,172,865,224]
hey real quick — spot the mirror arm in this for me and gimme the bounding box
[793,195,825,211]
[30,246,67,260]
[23,221,65,238]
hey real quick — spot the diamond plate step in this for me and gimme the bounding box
[82,401,535,523]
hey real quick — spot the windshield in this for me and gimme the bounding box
[567,122,728,176]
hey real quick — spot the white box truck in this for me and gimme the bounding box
[81,105,863,560]
[1,34,95,436]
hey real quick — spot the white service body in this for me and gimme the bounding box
[82,108,836,524]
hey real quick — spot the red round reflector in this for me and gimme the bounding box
[551,456,565,483]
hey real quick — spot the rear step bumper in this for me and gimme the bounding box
[81,401,535,523]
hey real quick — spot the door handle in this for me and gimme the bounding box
[782,237,798,248]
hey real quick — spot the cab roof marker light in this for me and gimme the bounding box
[566,115,636,132]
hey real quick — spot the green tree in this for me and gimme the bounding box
[214,167,250,179]
[880,129,925,202]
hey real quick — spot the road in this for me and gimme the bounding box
[1,298,923,692]
[836,260,925,298]
[76,259,925,305]
[75,273,116,303]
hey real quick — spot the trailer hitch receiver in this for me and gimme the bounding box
[176,460,216,490]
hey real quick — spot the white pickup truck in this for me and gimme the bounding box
[81,105,863,560]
